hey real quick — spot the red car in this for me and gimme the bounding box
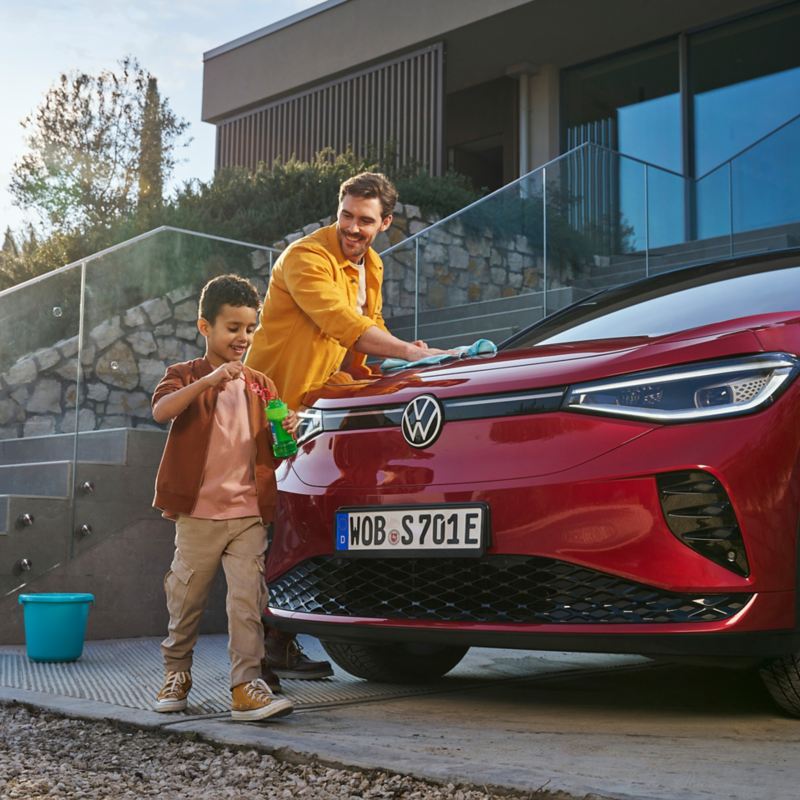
[266,250,800,715]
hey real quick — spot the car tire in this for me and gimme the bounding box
[321,640,469,683]
[759,654,800,717]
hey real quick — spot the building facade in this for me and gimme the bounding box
[203,0,800,193]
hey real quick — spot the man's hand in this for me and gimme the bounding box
[204,361,244,387]
[354,325,456,361]
[283,409,300,436]
[403,342,456,361]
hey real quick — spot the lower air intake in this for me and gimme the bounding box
[657,470,749,576]
[268,556,751,624]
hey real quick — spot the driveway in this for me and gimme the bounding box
[1,636,797,799]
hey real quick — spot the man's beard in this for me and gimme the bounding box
[338,228,370,259]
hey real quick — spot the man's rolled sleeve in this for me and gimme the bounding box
[283,246,375,348]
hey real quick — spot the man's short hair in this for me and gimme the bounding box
[198,274,261,324]
[339,172,398,218]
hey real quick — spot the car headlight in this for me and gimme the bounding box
[564,353,798,423]
[296,408,323,444]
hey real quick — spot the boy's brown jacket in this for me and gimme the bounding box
[151,357,278,521]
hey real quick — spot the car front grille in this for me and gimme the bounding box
[268,556,752,624]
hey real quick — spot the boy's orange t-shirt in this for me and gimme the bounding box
[191,377,260,520]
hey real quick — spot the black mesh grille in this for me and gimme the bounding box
[268,556,751,624]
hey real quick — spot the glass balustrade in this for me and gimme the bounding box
[730,114,800,256]
[3,118,800,594]
[0,228,278,593]
[0,264,82,595]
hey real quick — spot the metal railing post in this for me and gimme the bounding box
[414,238,420,341]
[728,163,735,258]
[644,165,650,278]
[68,260,88,560]
[542,166,548,318]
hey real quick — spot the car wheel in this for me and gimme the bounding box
[321,640,469,683]
[759,654,800,716]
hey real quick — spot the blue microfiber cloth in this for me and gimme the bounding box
[381,338,497,373]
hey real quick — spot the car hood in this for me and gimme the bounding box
[307,315,790,410]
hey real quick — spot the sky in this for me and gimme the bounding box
[0,0,321,236]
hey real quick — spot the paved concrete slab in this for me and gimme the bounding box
[1,635,798,800]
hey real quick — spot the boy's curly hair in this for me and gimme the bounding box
[198,274,261,323]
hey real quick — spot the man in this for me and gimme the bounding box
[246,172,446,684]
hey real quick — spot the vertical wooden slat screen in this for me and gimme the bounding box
[215,43,444,175]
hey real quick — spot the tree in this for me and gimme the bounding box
[138,77,164,214]
[1,227,17,258]
[10,57,188,232]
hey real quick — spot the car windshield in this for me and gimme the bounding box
[504,258,800,350]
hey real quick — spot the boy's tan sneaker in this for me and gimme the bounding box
[231,678,294,721]
[154,670,192,713]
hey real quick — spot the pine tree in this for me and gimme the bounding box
[138,77,164,212]
[22,225,38,256]
[1,227,18,257]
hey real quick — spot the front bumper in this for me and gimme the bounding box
[265,607,800,658]
[268,394,800,655]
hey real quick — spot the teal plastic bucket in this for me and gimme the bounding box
[18,593,94,662]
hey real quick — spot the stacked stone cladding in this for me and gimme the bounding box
[0,202,558,438]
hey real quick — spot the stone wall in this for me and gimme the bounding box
[274,202,562,326]
[0,199,570,439]
[0,270,270,440]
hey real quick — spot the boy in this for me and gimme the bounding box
[150,274,296,722]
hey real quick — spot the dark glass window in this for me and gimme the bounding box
[691,4,800,176]
[562,40,681,173]
[507,261,800,348]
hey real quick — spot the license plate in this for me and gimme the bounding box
[334,504,488,557]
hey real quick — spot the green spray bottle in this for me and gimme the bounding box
[266,398,298,458]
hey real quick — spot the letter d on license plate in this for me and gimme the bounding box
[334,504,488,557]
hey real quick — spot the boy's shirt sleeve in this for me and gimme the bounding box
[151,364,187,411]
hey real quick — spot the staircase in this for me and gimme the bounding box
[0,428,218,643]
[386,287,577,349]
[0,428,166,594]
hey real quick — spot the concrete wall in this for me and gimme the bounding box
[202,0,529,122]
[1,518,228,645]
[446,77,519,188]
[0,265,271,441]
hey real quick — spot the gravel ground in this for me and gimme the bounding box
[0,704,594,800]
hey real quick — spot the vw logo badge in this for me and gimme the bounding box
[401,394,444,449]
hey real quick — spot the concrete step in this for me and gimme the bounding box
[387,288,569,329]
[71,459,165,563]
[0,428,165,468]
[415,324,522,350]
[394,304,541,343]
[0,461,72,498]
[0,494,72,595]
[0,430,125,466]
[385,288,575,348]
[0,494,71,535]
[0,431,167,596]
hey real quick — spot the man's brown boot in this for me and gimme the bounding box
[264,628,333,680]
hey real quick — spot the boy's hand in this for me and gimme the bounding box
[283,409,300,436]
[204,361,243,387]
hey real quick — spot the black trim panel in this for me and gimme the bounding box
[266,616,800,659]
